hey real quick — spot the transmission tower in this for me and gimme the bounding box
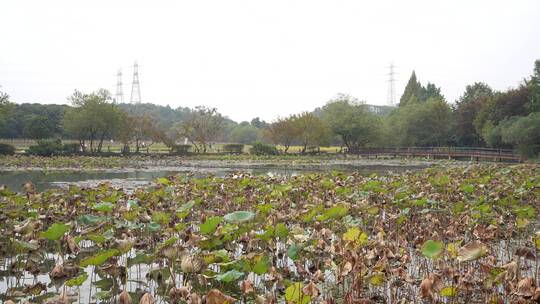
[386,62,397,106]
[115,69,124,103]
[130,61,141,104]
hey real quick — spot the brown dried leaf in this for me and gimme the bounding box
[302,281,320,298]
[516,277,535,298]
[49,264,65,279]
[419,277,433,299]
[205,289,237,304]
[119,290,133,304]
[139,293,155,304]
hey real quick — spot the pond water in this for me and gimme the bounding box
[0,163,430,192]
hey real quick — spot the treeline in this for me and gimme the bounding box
[0,60,539,157]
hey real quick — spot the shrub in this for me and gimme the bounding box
[170,144,192,155]
[222,143,244,154]
[249,141,278,155]
[0,143,16,155]
[27,138,63,156]
[62,143,81,154]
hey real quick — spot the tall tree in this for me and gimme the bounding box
[453,82,493,146]
[527,59,540,112]
[389,97,452,146]
[474,84,530,137]
[421,83,445,101]
[399,71,423,107]
[63,89,121,152]
[399,72,444,106]
[322,94,383,151]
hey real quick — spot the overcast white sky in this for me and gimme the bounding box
[1,0,539,122]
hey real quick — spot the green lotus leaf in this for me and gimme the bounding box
[80,249,120,267]
[41,223,70,241]
[275,223,289,239]
[285,282,310,304]
[65,272,88,287]
[92,202,114,213]
[215,269,244,283]
[460,184,475,194]
[151,211,171,226]
[288,243,301,261]
[252,255,270,275]
[78,214,108,226]
[200,216,223,235]
[147,222,161,232]
[421,240,444,259]
[343,227,368,247]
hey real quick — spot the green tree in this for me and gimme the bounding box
[250,117,268,129]
[399,71,423,106]
[501,112,540,157]
[453,82,493,146]
[115,111,136,153]
[63,89,121,153]
[421,83,445,101]
[389,97,452,146]
[474,85,530,137]
[527,59,540,112]
[399,72,444,106]
[322,94,383,151]
[23,115,54,139]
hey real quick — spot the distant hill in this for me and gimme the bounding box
[117,103,192,129]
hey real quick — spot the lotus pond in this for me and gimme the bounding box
[0,155,434,192]
[0,164,539,303]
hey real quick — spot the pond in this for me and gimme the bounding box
[0,162,431,192]
[0,164,537,303]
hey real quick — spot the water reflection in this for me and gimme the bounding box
[0,164,427,192]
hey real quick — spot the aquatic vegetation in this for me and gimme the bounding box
[0,164,539,303]
[0,154,437,171]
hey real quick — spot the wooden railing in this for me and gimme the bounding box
[348,147,521,162]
